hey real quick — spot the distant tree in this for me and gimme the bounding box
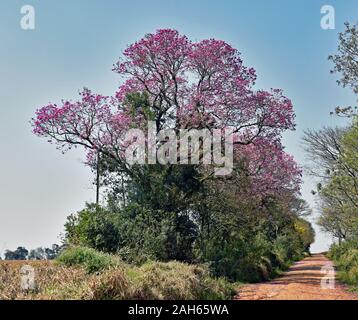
[45,244,61,260]
[3,251,13,260]
[4,247,28,260]
[28,244,62,260]
[28,247,46,260]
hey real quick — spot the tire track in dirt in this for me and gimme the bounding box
[235,253,358,300]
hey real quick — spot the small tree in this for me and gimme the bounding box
[64,204,123,254]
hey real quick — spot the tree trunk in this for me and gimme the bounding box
[96,151,100,205]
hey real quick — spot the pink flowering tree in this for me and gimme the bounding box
[32,29,301,197]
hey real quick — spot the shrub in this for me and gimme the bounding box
[328,238,358,290]
[64,204,123,253]
[56,247,120,273]
[128,261,235,300]
[338,248,358,271]
[272,234,303,270]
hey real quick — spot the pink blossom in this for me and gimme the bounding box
[32,29,301,194]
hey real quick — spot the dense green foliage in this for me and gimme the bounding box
[64,175,314,282]
[56,246,121,273]
[64,204,123,254]
[63,119,314,282]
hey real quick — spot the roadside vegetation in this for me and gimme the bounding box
[328,239,358,291]
[34,29,314,285]
[0,247,235,300]
[303,21,358,291]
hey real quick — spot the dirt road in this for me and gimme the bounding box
[235,253,358,300]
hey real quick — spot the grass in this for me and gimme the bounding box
[127,261,236,300]
[0,260,90,300]
[0,247,236,300]
[328,240,358,292]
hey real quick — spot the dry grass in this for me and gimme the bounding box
[0,260,89,300]
[0,260,234,300]
[129,261,215,300]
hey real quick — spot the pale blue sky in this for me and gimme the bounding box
[0,0,357,254]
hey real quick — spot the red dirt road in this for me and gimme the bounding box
[235,254,358,300]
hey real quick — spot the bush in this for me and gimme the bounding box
[56,247,120,273]
[127,261,235,300]
[328,238,358,290]
[64,204,123,253]
[272,234,303,270]
[204,231,297,283]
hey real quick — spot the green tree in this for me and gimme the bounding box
[303,118,358,242]
[329,21,358,117]
[64,204,123,254]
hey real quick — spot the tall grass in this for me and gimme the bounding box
[0,247,236,300]
[328,239,358,291]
